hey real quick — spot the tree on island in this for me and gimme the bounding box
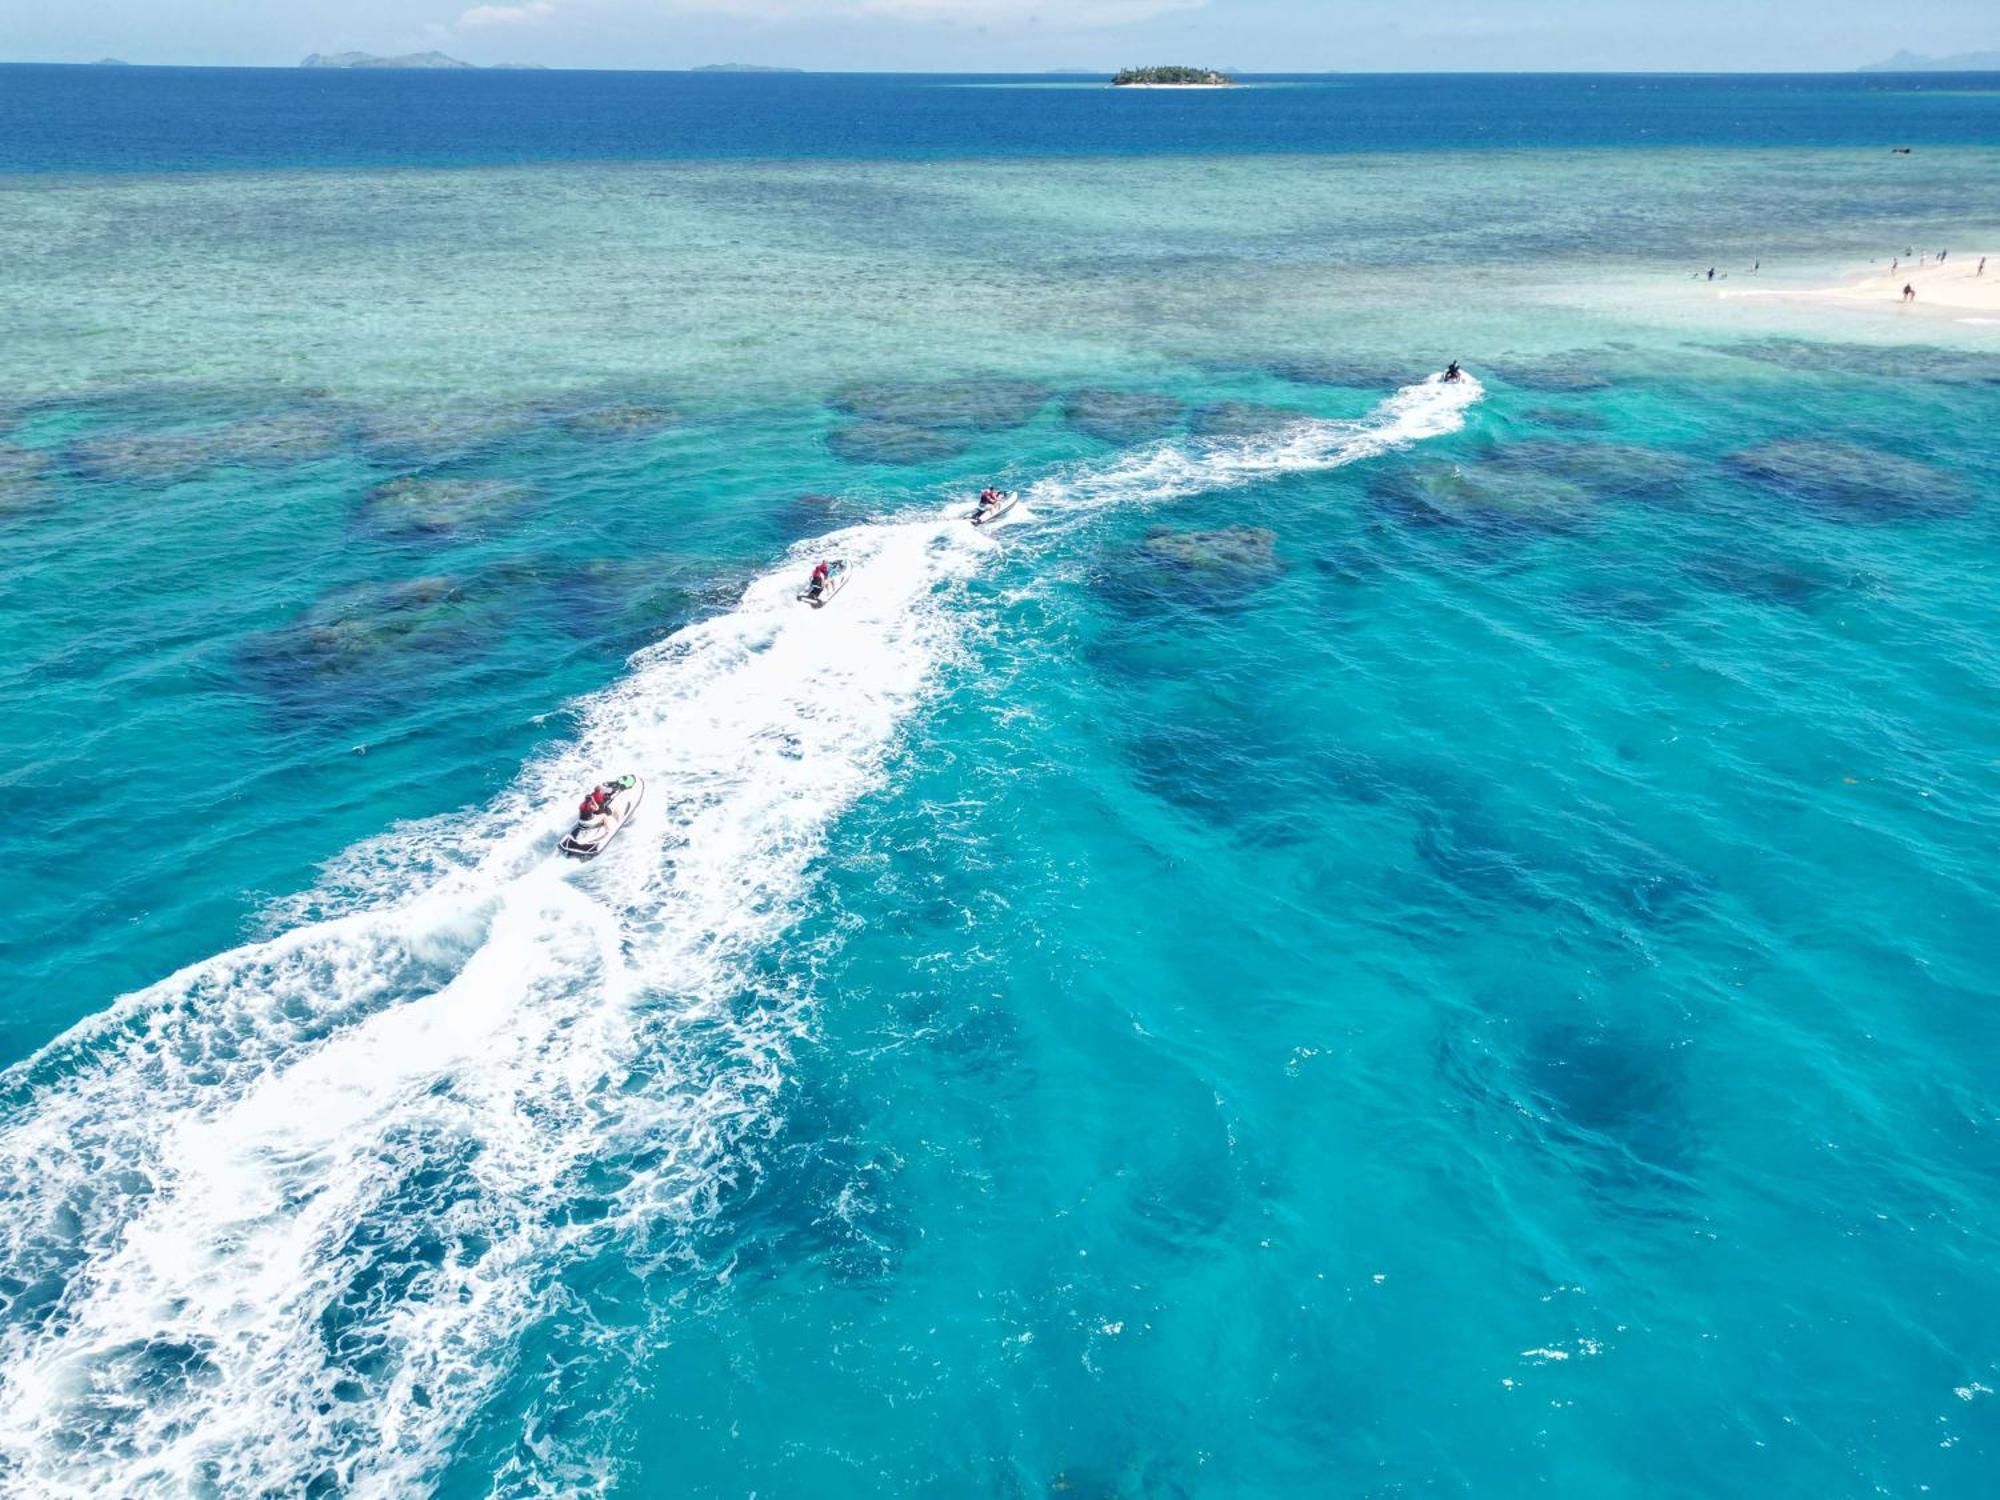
[1112,65,1234,86]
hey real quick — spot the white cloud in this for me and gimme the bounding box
[458,1,557,28]
[457,0,1204,34]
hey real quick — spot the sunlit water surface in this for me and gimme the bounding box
[0,70,1997,1498]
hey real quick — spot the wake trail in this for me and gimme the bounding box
[0,375,1478,1497]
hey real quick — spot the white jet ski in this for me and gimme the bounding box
[970,491,1019,527]
[799,558,851,608]
[558,775,645,860]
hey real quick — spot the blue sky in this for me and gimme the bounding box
[1,0,1991,71]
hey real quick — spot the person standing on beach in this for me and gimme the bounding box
[1902,283,1915,303]
[1707,267,1715,281]
[1980,257,1987,277]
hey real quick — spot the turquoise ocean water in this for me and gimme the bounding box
[1,68,1998,1496]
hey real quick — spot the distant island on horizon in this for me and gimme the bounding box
[1112,65,1235,88]
[1858,49,2000,71]
[299,51,547,71]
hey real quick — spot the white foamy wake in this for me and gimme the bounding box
[0,376,1477,1497]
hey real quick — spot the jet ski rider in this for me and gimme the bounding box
[810,560,832,598]
[578,776,635,824]
[1443,360,1463,383]
[977,487,1001,514]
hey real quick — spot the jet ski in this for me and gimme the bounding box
[970,491,1020,527]
[799,558,851,608]
[558,775,645,859]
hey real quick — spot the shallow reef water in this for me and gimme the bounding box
[0,79,1998,1500]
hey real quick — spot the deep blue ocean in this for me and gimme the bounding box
[0,65,1997,1498]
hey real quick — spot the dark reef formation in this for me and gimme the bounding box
[1264,356,1422,390]
[239,575,490,715]
[825,378,1049,467]
[1103,525,1287,615]
[1062,389,1185,444]
[1187,402,1311,440]
[825,422,974,466]
[561,403,680,440]
[1370,459,1599,533]
[1523,406,1610,431]
[829,379,1049,431]
[0,444,53,513]
[1488,440,1693,501]
[1728,339,1999,387]
[357,405,545,467]
[1487,353,1619,393]
[1725,438,1973,521]
[358,476,537,540]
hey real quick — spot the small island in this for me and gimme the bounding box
[301,51,475,70]
[299,52,549,71]
[1112,66,1236,88]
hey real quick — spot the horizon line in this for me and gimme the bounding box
[5,61,1998,77]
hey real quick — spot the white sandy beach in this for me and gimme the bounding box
[1721,253,2000,320]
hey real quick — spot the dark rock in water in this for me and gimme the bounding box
[66,429,229,484]
[1138,524,1283,577]
[358,476,536,540]
[1409,793,1556,912]
[1439,1019,1696,1197]
[1187,401,1311,440]
[1562,578,1684,624]
[547,556,703,649]
[1265,356,1422,390]
[1524,406,1609,431]
[0,444,53,512]
[64,407,351,483]
[1489,439,1692,500]
[1729,338,1999,387]
[1123,723,1302,845]
[828,377,1049,432]
[1488,353,1617,392]
[778,491,850,538]
[242,576,481,702]
[1062,389,1185,444]
[1725,438,1973,521]
[1370,459,1599,533]
[1573,824,1710,927]
[218,408,352,465]
[561,403,679,439]
[357,404,545,465]
[1682,552,1852,610]
[1106,525,1286,618]
[1122,1102,1237,1255]
[824,420,973,466]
